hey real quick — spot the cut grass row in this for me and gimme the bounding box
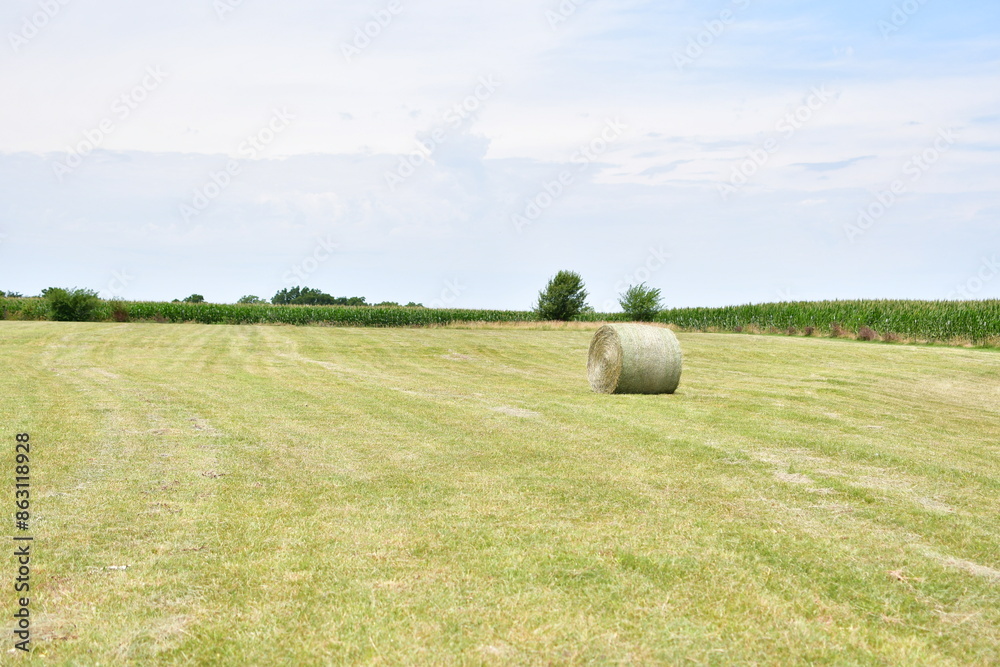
[2,297,998,346]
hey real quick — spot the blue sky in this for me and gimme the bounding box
[1,0,998,309]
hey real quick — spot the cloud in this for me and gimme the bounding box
[792,156,875,172]
[639,160,694,177]
[2,0,998,308]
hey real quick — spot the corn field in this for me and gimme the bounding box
[654,299,1000,344]
[2,297,998,346]
[0,298,535,327]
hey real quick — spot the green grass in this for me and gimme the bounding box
[2,322,998,664]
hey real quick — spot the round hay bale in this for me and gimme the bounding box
[587,324,682,394]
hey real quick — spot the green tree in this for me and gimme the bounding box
[272,286,331,305]
[237,295,265,304]
[43,287,102,322]
[534,271,589,321]
[183,294,205,303]
[294,288,335,305]
[619,283,663,322]
[272,287,367,306]
[271,287,301,305]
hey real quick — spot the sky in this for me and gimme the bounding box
[1,0,998,310]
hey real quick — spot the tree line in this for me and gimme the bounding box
[2,273,664,322]
[535,270,663,321]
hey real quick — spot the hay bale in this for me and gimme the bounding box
[587,324,682,394]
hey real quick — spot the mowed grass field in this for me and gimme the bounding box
[2,322,998,665]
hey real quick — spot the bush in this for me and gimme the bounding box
[43,287,102,322]
[110,300,129,322]
[857,326,878,341]
[535,271,589,321]
[619,283,663,322]
[183,294,205,303]
[237,295,265,305]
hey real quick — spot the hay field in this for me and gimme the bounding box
[1,321,998,664]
